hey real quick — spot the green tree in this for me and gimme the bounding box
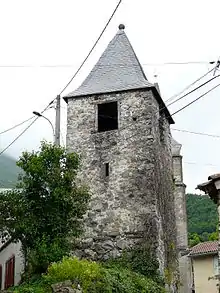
[189,233,201,247]
[186,193,218,241]
[208,231,218,241]
[0,141,90,274]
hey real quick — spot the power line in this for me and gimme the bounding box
[0,63,216,143]
[184,161,220,167]
[0,116,34,135]
[0,117,40,155]
[171,82,220,116]
[167,74,220,108]
[0,101,56,155]
[165,67,215,104]
[172,128,220,138]
[114,82,220,153]
[123,79,220,138]
[0,61,215,68]
[2,78,217,157]
[0,1,122,156]
[59,0,122,95]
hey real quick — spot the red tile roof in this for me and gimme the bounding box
[190,241,218,256]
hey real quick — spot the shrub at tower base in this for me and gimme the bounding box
[11,256,165,293]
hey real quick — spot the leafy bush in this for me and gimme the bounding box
[27,236,71,274]
[12,256,165,292]
[10,275,49,293]
[104,246,163,284]
[43,256,165,293]
[44,257,105,292]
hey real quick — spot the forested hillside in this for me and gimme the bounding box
[0,154,20,188]
[186,193,218,246]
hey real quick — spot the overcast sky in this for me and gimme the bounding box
[0,0,220,193]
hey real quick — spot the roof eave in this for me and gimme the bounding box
[152,87,174,124]
[63,86,174,124]
[189,251,217,257]
[197,179,219,204]
[0,237,13,252]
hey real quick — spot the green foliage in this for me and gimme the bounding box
[188,233,202,247]
[27,236,71,274]
[0,141,90,273]
[43,256,165,293]
[11,276,49,293]
[11,256,165,292]
[186,193,218,245]
[208,231,218,241]
[104,246,163,284]
[11,257,165,292]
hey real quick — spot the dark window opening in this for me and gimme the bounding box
[105,163,109,177]
[98,102,118,132]
[159,116,165,143]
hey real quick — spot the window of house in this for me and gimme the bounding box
[98,102,118,132]
[4,255,15,289]
[105,163,109,177]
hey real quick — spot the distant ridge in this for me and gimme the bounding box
[0,154,20,188]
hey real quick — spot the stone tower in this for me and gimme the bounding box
[172,138,191,293]
[64,25,178,274]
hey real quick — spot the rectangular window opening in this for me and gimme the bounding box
[105,163,109,177]
[159,116,165,143]
[98,101,118,132]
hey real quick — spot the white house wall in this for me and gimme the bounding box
[0,241,24,290]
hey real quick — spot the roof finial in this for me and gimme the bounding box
[118,24,125,30]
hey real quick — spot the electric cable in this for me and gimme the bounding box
[0,0,123,155]
[165,67,215,104]
[0,61,215,68]
[171,128,220,139]
[0,116,35,135]
[59,0,123,95]
[114,82,220,152]
[167,74,220,107]
[0,103,55,155]
[171,83,220,116]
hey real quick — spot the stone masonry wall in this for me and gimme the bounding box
[151,99,178,272]
[173,155,188,250]
[172,149,191,292]
[66,89,177,273]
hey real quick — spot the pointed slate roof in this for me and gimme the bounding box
[64,24,174,124]
[65,25,153,98]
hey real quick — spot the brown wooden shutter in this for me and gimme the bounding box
[4,255,15,289]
